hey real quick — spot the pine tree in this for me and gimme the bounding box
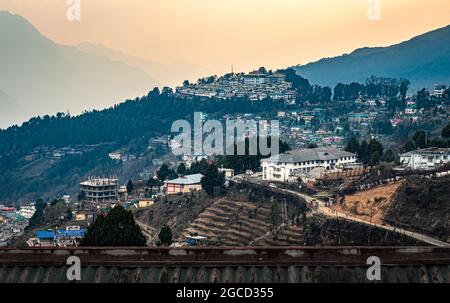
[201,164,225,196]
[177,163,187,175]
[126,179,134,195]
[158,225,173,246]
[81,206,146,247]
[270,202,282,229]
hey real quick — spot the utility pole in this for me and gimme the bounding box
[368,204,374,246]
[282,198,288,225]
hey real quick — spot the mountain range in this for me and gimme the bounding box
[0,11,208,129]
[76,42,210,89]
[1,11,450,129]
[294,24,450,90]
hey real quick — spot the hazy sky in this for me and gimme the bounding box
[1,0,450,75]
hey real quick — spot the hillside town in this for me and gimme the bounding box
[0,68,450,247]
[175,69,297,103]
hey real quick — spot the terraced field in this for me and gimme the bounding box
[256,224,305,246]
[182,199,273,246]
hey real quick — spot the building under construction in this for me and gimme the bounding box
[79,177,119,204]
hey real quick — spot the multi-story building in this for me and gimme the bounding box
[79,177,119,203]
[261,147,357,182]
[432,84,447,98]
[405,99,417,115]
[19,204,36,219]
[400,148,450,170]
[243,71,267,85]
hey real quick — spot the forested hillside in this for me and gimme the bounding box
[0,87,286,203]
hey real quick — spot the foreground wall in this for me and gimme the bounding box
[0,247,449,283]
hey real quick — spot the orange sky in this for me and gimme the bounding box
[1,0,450,75]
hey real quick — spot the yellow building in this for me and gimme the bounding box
[218,168,235,178]
[138,199,154,208]
[165,174,203,195]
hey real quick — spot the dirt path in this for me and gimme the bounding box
[274,187,450,248]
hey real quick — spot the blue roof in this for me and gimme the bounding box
[35,229,85,239]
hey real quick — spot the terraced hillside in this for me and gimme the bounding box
[135,182,309,244]
[182,199,273,246]
[135,181,425,247]
[256,215,423,246]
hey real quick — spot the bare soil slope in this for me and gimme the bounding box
[384,176,450,243]
[333,182,403,224]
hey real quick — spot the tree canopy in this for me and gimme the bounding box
[158,225,173,246]
[201,164,225,196]
[80,205,146,247]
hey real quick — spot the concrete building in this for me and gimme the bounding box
[405,100,417,115]
[218,168,235,178]
[19,204,36,219]
[432,84,447,98]
[243,71,267,85]
[165,174,203,194]
[79,177,119,203]
[261,147,357,182]
[138,199,155,208]
[400,148,450,170]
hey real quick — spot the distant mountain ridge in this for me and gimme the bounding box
[0,89,31,128]
[77,42,210,88]
[0,11,157,128]
[294,24,450,90]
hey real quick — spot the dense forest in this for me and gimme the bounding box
[0,87,293,166]
[0,70,296,202]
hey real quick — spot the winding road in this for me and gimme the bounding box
[276,187,450,247]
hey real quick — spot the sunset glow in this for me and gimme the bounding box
[1,0,450,75]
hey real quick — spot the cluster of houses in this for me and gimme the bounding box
[175,70,297,103]
[0,203,36,246]
[24,144,101,163]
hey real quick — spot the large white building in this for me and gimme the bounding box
[261,147,357,182]
[400,148,450,170]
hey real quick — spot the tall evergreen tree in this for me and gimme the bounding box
[345,137,360,154]
[81,206,146,247]
[177,163,187,175]
[201,164,225,196]
[158,225,173,246]
[270,202,282,230]
[126,179,134,195]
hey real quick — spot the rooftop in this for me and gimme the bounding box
[0,247,448,283]
[401,147,450,157]
[262,147,356,164]
[165,174,204,185]
[35,229,86,239]
[80,177,118,187]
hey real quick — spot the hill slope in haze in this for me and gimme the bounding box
[0,90,32,129]
[77,42,210,88]
[0,11,157,128]
[294,24,450,90]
